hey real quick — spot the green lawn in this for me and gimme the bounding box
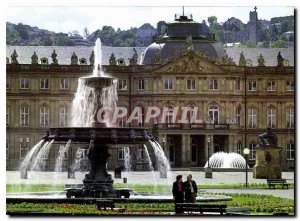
[7,193,294,215]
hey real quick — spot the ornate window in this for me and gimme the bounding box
[248,107,257,129]
[267,107,276,128]
[20,78,30,89]
[118,79,127,90]
[249,142,256,160]
[209,79,218,90]
[287,142,294,160]
[286,108,294,129]
[164,79,173,90]
[138,79,145,90]
[208,105,219,124]
[59,107,68,126]
[60,79,70,90]
[286,80,294,91]
[118,148,125,160]
[40,78,49,89]
[40,106,49,127]
[187,78,196,90]
[267,80,276,91]
[20,138,30,159]
[20,106,29,126]
[248,80,256,91]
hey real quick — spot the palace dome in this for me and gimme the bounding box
[140,15,224,65]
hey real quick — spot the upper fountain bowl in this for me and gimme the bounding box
[80,76,114,90]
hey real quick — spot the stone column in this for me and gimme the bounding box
[186,134,191,167]
[181,134,186,167]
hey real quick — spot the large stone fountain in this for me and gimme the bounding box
[43,39,154,198]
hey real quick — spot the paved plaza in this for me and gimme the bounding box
[6,170,294,200]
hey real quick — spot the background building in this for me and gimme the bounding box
[6,14,294,172]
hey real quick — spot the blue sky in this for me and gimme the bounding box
[6,6,294,35]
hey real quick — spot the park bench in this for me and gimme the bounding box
[96,199,115,210]
[225,207,250,215]
[267,179,289,190]
[175,203,227,215]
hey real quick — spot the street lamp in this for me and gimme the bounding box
[205,135,212,178]
[243,147,250,187]
[207,136,211,167]
[162,137,166,150]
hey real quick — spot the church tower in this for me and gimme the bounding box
[249,6,259,44]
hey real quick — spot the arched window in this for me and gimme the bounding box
[249,142,256,160]
[287,141,294,160]
[286,108,294,129]
[208,105,219,124]
[267,107,276,128]
[248,107,257,128]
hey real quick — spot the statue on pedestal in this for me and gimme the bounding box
[11,50,18,64]
[258,127,278,147]
[257,54,265,66]
[71,52,78,65]
[277,52,284,67]
[31,52,38,64]
[89,51,95,65]
[109,53,117,65]
[51,50,58,64]
[239,51,246,66]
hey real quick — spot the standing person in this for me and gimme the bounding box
[184,174,198,203]
[172,175,184,204]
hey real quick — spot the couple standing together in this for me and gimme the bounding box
[172,174,197,203]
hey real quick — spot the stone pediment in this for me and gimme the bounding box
[154,52,227,74]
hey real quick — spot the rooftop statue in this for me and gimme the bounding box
[51,50,58,64]
[239,51,246,66]
[6,57,9,64]
[129,48,138,65]
[277,52,284,67]
[71,52,78,65]
[186,34,194,52]
[109,53,117,65]
[11,50,18,64]
[89,51,95,65]
[258,54,265,66]
[258,127,278,147]
[31,52,38,64]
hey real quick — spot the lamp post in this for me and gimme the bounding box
[243,147,250,187]
[162,137,166,150]
[205,135,212,178]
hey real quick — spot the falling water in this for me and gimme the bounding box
[93,38,102,77]
[204,152,249,168]
[19,140,44,173]
[54,140,72,172]
[143,145,158,194]
[71,148,87,173]
[149,140,171,178]
[70,38,118,127]
[30,140,54,171]
[124,147,132,172]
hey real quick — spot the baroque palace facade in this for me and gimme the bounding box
[6,14,294,171]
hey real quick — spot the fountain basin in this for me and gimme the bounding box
[46,127,154,144]
[80,76,114,89]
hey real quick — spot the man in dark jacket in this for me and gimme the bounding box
[184,174,197,203]
[172,175,184,204]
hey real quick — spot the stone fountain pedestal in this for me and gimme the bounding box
[253,146,282,179]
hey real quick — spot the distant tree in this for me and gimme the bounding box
[207,16,219,33]
[56,36,74,46]
[16,23,29,40]
[42,35,53,46]
[239,40,256,48]
[271,39,286,48]
[6,27,19,44]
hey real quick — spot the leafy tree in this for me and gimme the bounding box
[271,39,286,48]
[56,36,74,46]
[42,35,53,46]
[6,27,19,44]
[16,23,29,40]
